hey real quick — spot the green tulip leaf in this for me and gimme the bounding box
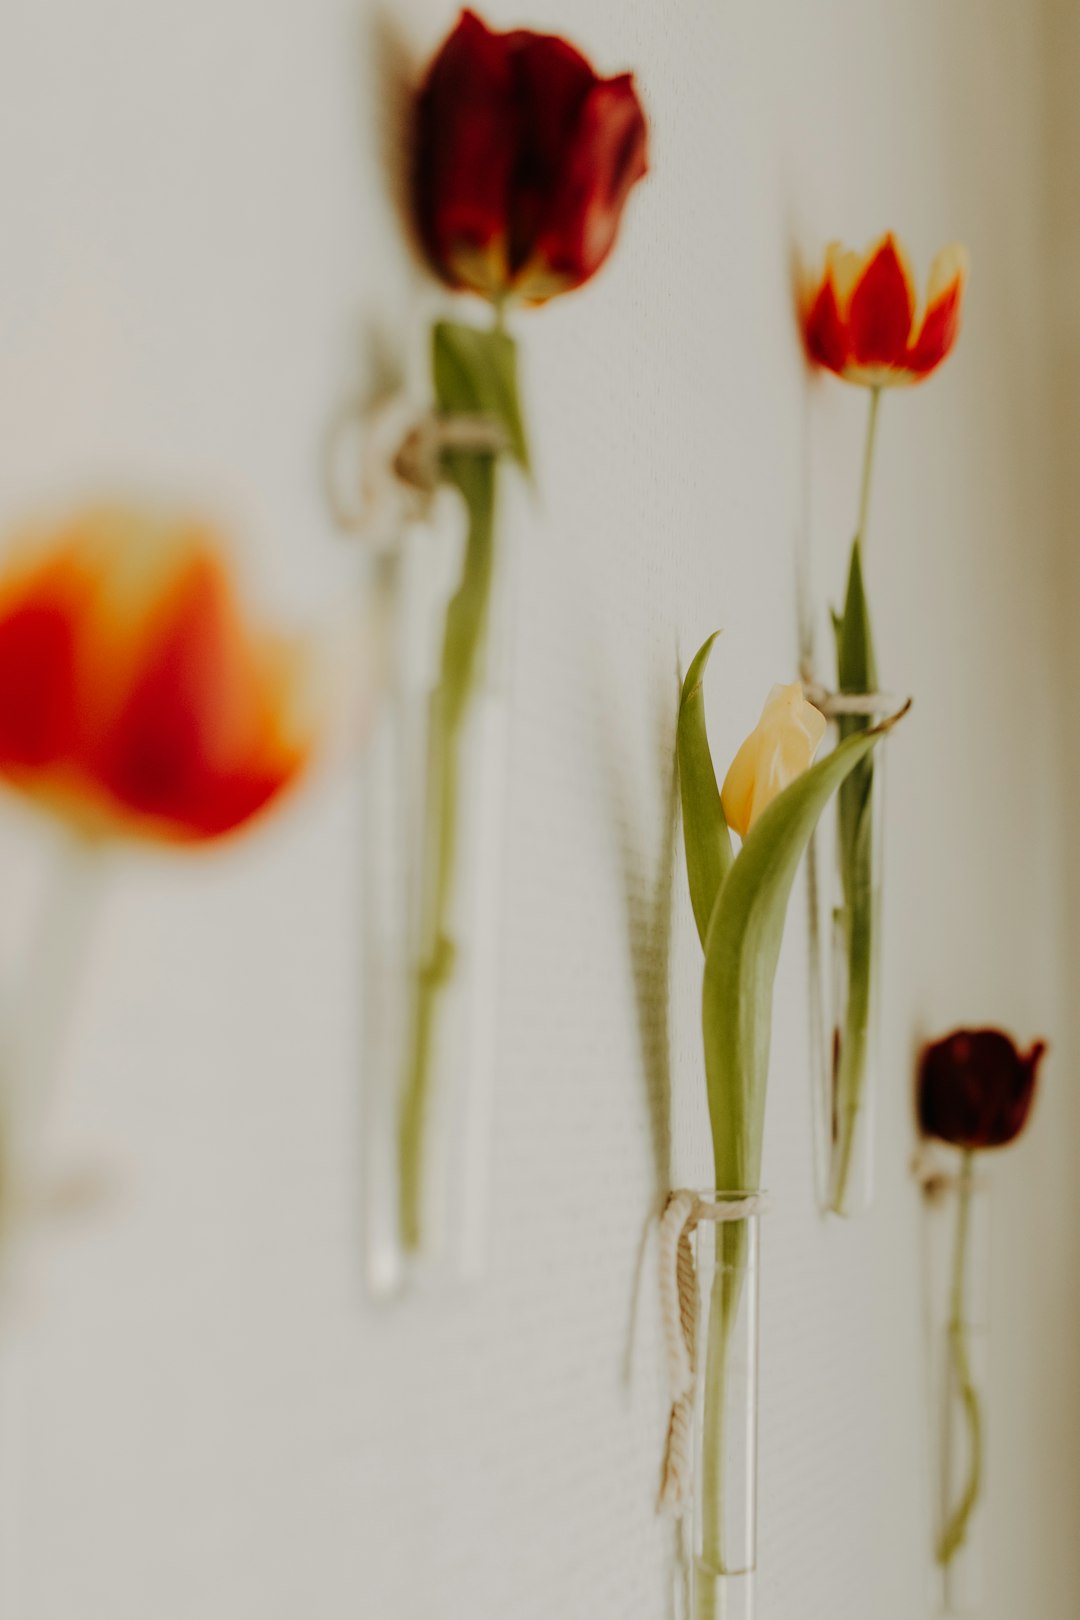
[829,535,882,1212]
[834,536,878,908]
[701,706,905,1195]
[433,319,530,473]
[677,633,734,948]
[834,536,878,698]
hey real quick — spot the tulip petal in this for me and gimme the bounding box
[98,551,307,840]
[907,243,969,377]
[721,683,826,837]
[503,27,597,283]
[514,69,648,300]
[848,234,917,368]
[0,564,80,769]
[413,10,516,296]
[804,273,848,374]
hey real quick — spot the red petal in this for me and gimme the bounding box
[500,30,598,280]
[513,69,648,299]
[0,584,80,768]
[412,11,516,295]
[804,276,848,375]
[906,275,964,377]
[848,236,915,368]
[98,553,304,841]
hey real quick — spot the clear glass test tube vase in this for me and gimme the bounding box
[925,1155,991,1617]
[807,746,886,1219]
[361,502,514,1300]
[691,1194,761,1620]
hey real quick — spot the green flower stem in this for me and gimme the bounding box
[938,1150,984,1578]
[856,385,881,543]
[397,446,498,1254]
[828,386,882,1217]
[391,315,526,1262]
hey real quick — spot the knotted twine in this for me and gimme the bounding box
[797,653,903,722]
[656,1189,768,1517]
[801,681,899,721]
[910,1144,987,1206]
[324,394,509,541]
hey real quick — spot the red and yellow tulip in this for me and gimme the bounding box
[804,233,968,388]
[0,504,319,844]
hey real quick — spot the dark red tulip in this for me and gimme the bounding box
[917,1028,1047,1150]
[412,10,648,305]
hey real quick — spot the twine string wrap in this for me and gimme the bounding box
[797,656,901,721]
[801,679,900,720]
[656,1189,767,1517]
[911,1145,988,1207]
[323,394,510,543]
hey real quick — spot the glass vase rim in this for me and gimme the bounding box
[690,1186,767,1204]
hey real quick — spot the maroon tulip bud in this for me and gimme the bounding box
[413,10,648,305]
[917,1028,1047,1150]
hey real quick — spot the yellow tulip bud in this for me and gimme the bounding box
[721,683,827,837]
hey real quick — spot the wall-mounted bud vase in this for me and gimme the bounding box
[917,1028,1046,1615]
[802,232,969,1218]
[690,1195,761,1620]
[358,8,649,1296]
[662,638,905,1618]
[356,402,521,1297]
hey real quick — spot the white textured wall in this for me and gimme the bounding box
[0,2,1075,1618]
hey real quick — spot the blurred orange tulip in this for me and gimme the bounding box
[0,505,320,843]
[804,233,968,388]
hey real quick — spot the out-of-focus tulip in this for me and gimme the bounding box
[412,9,648,305]
[721,683,827,838]
[804,233,969,388]
[0,505,320,843]
[918,1028,1046,1150]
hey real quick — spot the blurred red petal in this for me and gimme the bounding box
[413,10,516,294]
[848,235,916,368]
[804,276,848,374]
[98,551,305,841]
[521,74,648,299]
[0,591,80,768]
[907,274,965,377]
[0,508,316,845]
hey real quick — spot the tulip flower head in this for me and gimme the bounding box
[413,9,649,305]
[804,233,969,388]
[0,505,319,844]
[918,1028,1046,1151]
[721,683,827,838]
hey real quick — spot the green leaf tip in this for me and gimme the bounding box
[834,535,878,700]
[677,633,734,949]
